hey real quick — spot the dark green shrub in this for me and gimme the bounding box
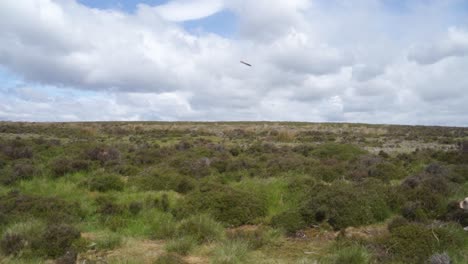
[368,162,406,182]
[386,223,466,263]
[0,191,82,223]
[401,201,428,222]
[443,201,468,226]
[0,232,24,256]
[300,182,391,230]
[387,216,409,233]
[180,184,267,226]
[1,139,33,160]
[38,223,80,258]
[85,146,120,165]
[96,197,124,216]
[86,173,124,192]
[1,161,37,185]
[50,157,89,177]
[311,143,366,161]
[270,210,306,235]
[131,169,194,193]
[129,201,143,215]
[386,223,438,263]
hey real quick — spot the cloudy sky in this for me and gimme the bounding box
[0,0,467,126]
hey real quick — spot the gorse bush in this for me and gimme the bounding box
[179,183,267,226]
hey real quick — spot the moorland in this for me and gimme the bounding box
[0,122,467,264]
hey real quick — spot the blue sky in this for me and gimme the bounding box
[0,0,467,125]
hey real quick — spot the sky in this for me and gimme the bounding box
[0,0,467,126]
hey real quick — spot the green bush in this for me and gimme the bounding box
[176,214,224,244]
[311,143,366,161]
[0,191,82,223]
[0,232,25,256]
[271,210,306,235]
[86,172,124,192]
[85,145,121,165]
[180,184,267,226]
[300,182,391,230]
[1,161,37,185]
[49,157,89,177]
[38,223,80,258]
[130,169,195,193]
[386,223,466,263]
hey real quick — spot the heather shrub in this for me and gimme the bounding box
[50,157,89,177]
[179,184,267,226]
[387,216,409,233]
[38,223,80,258]
[311,143,366,161]
[131,169,195,193]
[1,161,37,185]
[85,172,124,192]
[1,139,33,160]
[271,210,306,235]
[300,182,391,230]
[129,201,143,215]
[0,191,82,223]
[0,220,45,256]
[385,223,466,263]
[0,232,24,256]
[85,145,121,165]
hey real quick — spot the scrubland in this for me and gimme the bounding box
[0,122,467,264]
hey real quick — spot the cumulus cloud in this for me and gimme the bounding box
[408,27,468,64]
[0,0,467,126]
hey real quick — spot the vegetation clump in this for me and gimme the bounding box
[180,184,267,226]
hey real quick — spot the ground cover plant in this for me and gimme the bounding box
[0,121,466,263]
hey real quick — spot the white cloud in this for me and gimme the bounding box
[408,27,468,64]
[150,0,224,21]
[0,0,467,126]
